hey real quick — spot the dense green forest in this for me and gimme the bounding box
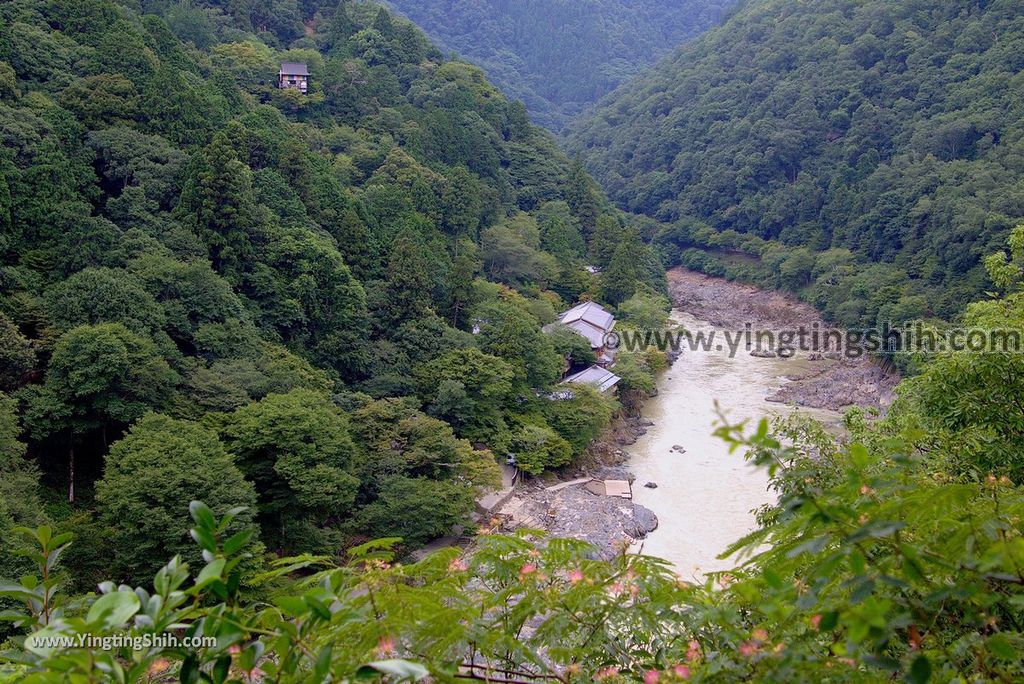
[569,0,1024,329]
[5,224,1024,681]
[0,0,669,591]
[383,0,733,131]
[4,0,1024,681]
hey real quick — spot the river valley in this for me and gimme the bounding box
[493,268,898,572]
[627,310,842,578]
[626,268,897,576]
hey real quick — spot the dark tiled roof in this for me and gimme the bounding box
[279,62,309,76]
[563,365,621,393]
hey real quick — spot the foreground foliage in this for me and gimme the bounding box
[4,393,1024,683]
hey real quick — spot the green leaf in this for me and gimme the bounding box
[194,559,226,590]
[190,501,216,529]
[314,644,333,681]
[274,596,308,617]
[986,633,1018,661]
[223,529,253,555]
[356,660,430,681]
[180,654,200,684]
[212,655,231,684]
[24,626,68,656]
[818,611,839,631]
[87,590,141,629]
[908,654,931,684]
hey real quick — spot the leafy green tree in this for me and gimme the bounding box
[546,323,598,368]
[178,132,256,274]
[350,397,499,489]
[0,313,34,391]
[43,267,166,336]
[23,324,177,501]
[217,390,360,554]
[0,392,45,580]
[565,159,598,234]
[91,20,158,80]
[447,243,483,329]
[599,229,664,306]
[415,348,516,443]
[539,210,585,260]
[612,350,659,400]
[260,227,370,379]
[543,384,615,455]
[475,300,563,391]
[897,225,1024,479]
[508,424,573,475]
[128,254,244,344]
[88,127,187,214]
[481,220,559,288]
[59,75,140,128]
[617,288,671,330]
[0,61,17,100]
[441,166,483,237]
[355,475,475,547]
[95,414,257,580]
[380,229,433,326]
[141,65,222,146]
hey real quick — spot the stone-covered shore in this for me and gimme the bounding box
[484,268,898,560]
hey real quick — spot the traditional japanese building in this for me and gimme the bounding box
[278,62,309,93]
[554,301,616,366]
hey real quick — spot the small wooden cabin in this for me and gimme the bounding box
[278,62,309,93]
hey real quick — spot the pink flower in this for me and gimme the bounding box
[643,670,660,684]
[519,563,537,577]
[148,659,170,675]
[594,666,619,680]
[375,636,397,657]
[739,641,759,657]
[567,569,584,584]
[810,614,822,630]
[448,558,468,573]
[751,628,768,642]
[673,664,691,679]
[685,640,701,662]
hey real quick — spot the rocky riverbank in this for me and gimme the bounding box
[487,405,662,559]
[668,268,899,411]
[487,268,898,560]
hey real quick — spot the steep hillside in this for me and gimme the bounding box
[569,0,1024,326]
[0,0,666,585]
[384,0,733,131]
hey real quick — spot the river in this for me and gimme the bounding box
[628,311,842,580]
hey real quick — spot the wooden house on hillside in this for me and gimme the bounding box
[278,62,309,93]
[563,366,621,394]
[555,301,616,366]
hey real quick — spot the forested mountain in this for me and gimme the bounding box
[569,0,1024,327]
[383,0,734,131]
[6,0,1024,681]
[0,0,668,588]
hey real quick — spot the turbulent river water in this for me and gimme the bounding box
[628,312,842,580]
